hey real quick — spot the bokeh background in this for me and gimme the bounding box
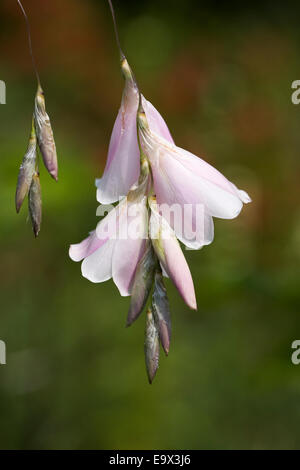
[0,0,300,449]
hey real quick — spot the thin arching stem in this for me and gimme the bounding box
[107,0,125,60]
[17,0,41,86]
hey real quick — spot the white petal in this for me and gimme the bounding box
[81,238,115,283]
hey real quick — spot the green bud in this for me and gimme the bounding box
[152,270,171,355]
[127,240,157,326]
[28,172,42,237]
[144,308,160,384]
[34,83,58,181]
[15,118,37,213]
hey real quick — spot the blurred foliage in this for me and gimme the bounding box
[0,0,300,450]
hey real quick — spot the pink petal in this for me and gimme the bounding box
[69,230,106,262]
[147,135,246,222]
[170,145,251,203]
[112,238,146,296]
[143,98,174,144]
[150,202,197,310]
[96,83,140,204]
[112,201,148,296]
[96,85,174,205]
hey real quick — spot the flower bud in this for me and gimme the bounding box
[144,308,160,384]
[28,172,42,237]
[152,270,171,355]
[127,240,157,327]
[34,84,58,181]
[15,118,37,213]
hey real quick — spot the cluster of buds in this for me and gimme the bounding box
[70,55,251,382]
[15,84,57,237]
[15,1,57,236]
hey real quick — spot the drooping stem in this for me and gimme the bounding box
[107,0,125,60]
[17,0,41,86]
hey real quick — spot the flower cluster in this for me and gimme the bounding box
[70,56,251,383]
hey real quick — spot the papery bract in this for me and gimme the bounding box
[15,118,37,213]
[152,270,171,355]
[34,84,58,181]
[28,171,42,237]
[144,308,160,384]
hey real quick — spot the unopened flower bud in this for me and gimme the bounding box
[15,118,37,213]
[34,83,58,181]
[152,270,171,355]
[28,172,42,237]
[127,240,157,326]
[144,308,160,384]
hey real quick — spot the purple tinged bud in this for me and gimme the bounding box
[127,240,157,327]
[152,270,171,356]
[144,308,160,384]
[34,84,58,181]
[15,118,37,213]
[28,172,42,237]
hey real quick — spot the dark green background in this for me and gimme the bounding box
[0,0,299,449]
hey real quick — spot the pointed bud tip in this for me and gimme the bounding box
[147,371,156,384]
[187,297,197,311]
[50,171,58,181]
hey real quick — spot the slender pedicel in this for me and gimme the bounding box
[16,0,41,86]
[107,0,139,89]
[107,0,125,60]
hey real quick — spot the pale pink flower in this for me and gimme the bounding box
[69,188,148,296]
[138,108,251,249]
[96,58,173,204]
[149,198,197,310]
